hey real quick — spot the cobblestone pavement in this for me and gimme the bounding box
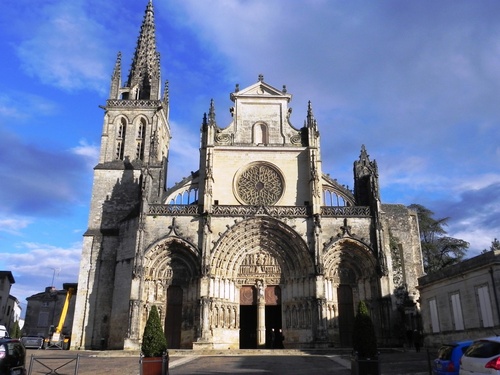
[25,348,435,375]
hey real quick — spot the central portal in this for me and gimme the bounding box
[239,285,282,349]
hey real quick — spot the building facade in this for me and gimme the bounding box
[71,1,424,350]
[0,271,16,330]
[418,250,500,347]
[23,285,77,344]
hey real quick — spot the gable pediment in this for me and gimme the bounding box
[230,80,292,102]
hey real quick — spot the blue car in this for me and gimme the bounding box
[433,340,472,375]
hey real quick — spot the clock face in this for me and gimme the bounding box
[235,163,284,205]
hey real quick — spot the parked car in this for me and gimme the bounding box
[21,336,44,349]
[0,338,26,375]
[433,340,472,375]
[0,325,9,338]
[460,336,500,374]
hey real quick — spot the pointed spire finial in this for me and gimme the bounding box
[162,80,169,103]
[208,99,216,126]
[127,0,161,100]
[306,101,316,128]
[360,144,369,161]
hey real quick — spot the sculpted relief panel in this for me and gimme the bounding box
[236,250,282,285]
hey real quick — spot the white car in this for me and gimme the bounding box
[460,336,500,374]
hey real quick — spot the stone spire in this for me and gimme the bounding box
[127,0,161,100]
[354,145,380,205]
[306,100,317,130]
[109,52,122,99]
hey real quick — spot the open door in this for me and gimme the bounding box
[338,284,354,347]
[165,285,183,349]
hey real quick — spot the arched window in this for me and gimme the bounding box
[116,118,126,160]
[323,188,349,207]
[136,118,146,160]
[253,123,268,145]
[168,187,199,205]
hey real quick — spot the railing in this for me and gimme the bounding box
[321,206,371,217]
[148,204,370,218]
[149,204,200,216]
[106,99,162,108]
[28,354,80,375]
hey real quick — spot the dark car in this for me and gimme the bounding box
[20,336,44,349]
[0,338,26,375]
[433,340,472,375]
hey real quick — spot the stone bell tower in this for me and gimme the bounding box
[71,0,170,350]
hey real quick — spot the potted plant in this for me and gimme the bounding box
[351,301,379,375]
[140,305,169,375]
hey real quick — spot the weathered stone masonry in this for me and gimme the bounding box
[71,0,424,351]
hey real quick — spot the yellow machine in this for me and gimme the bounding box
[45,283,77,350]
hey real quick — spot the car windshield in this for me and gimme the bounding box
[437,345,455,360]
[465,340,500,358]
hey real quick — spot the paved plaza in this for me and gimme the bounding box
[25,348,435,375]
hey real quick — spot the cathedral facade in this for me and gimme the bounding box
[71,1,424,351]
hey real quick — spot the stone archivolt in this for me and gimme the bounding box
[211,216,313,280]
[144,237,201,284]
[323,238,376,282]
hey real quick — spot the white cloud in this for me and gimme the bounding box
[16,1,111,92]
[0,217,32,235]
[0,241,82,303]
[71,140,100,168]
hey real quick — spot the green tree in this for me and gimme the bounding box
[10,321,20,338]
[482,238,500,254]
[141,305,167,357]
[409,204,468,273]
[352,301,378,358]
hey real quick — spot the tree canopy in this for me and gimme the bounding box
[483,238,500,253]
[409,204,468,273]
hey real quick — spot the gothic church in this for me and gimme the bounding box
[71,1,424,350]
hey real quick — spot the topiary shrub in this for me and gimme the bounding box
[352,301,378,358]
[141,305,168,357]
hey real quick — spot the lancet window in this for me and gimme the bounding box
[136,119,146,160]
[116,118,126,160]
[168,187,199,205]
[323,188,349,207]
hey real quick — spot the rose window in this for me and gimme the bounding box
[236,163,284,205]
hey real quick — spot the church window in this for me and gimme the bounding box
[253,123,268,145]
[136,119,146,160]
[169,187,198,204]
[116,118,126,160]
[323,188,348,206]
[428,298,440,333]
[450,292,464,330]
[477,285,494,327]
[236,163,284,205]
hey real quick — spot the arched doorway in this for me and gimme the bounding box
[143,237,201,349]
[323,238,379,348]
[210,216,315,349]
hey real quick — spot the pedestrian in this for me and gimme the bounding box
[274,329,284,349]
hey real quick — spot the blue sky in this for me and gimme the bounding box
[1,0,499,312]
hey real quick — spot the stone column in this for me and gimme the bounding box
[256,281,266,348]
